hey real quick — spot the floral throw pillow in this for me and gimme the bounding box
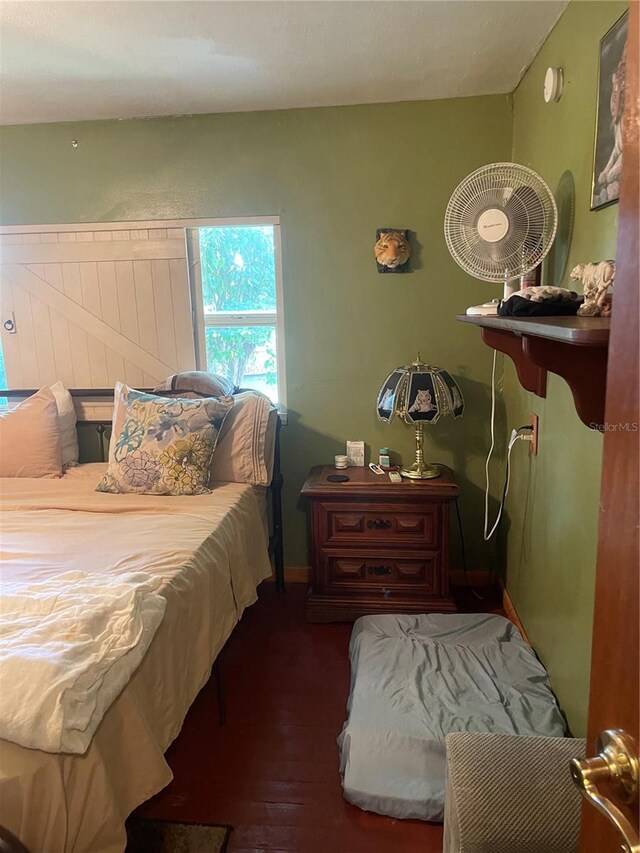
[96,389,233,496]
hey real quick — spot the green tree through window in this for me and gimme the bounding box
[199,226,279,400]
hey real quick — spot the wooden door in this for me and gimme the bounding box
[576,3,639,849]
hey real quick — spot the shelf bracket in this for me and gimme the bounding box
[481,327,547,397]
[522,336,608,430]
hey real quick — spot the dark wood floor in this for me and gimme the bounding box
[137,583,501,853]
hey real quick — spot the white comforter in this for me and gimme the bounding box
[0,465,272,853]
[0,571,166,754]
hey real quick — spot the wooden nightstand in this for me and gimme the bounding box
[301,465,459,622]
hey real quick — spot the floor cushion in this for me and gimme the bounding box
[338,613,566,821]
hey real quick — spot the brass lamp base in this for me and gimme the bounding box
[401,462,440,479]
[401,422,441,479]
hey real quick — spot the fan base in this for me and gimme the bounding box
[466,300,500,316]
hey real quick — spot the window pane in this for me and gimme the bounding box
[205,325,278,403]
[199,226,276,314]
[0,340,7,407]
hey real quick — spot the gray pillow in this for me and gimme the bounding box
[153,371,235,399]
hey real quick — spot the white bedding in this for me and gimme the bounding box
[0,464,272,853]
[0,571,166,753]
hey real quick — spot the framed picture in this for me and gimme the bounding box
[591,10,628,210]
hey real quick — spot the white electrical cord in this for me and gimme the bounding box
[483,351,532,541]
[483,350,499,540]
[484,429,526,540]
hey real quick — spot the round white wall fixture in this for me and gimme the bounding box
[544,67,564,103]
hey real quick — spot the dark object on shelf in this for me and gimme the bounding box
[456,315,610,429]
[327,474,350,483]
[498,296,582,317]
[301,464,459,622]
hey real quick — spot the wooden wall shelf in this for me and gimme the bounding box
[457,314,610,429]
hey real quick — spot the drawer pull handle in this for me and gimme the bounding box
[368,565,392,576]
[367,519,392,530]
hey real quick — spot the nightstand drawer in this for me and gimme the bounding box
[322,550,439,593]
[318,501,439,547]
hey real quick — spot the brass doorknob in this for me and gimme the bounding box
[570,729,639,852]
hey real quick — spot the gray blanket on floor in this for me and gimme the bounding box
[338,613,566,822]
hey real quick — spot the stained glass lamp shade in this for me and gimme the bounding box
[376,356,464,479]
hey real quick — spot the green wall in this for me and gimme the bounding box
[0,96,513,572]
[503,0,625,735]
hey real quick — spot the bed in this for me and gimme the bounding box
[0,388,282,853]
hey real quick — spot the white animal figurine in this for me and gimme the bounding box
[570,260,616,317]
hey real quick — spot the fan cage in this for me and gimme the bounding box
[444,162,558,283]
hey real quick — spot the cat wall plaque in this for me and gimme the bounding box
[374,229,411,273]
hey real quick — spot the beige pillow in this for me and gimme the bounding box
[210,391,276,486]
[0,387,62,478]
[49,381,80,468]
[98,386,233,496]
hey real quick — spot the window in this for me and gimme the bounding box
[0,341,6,389]
[190,220,285,410]
[0,340,7,407]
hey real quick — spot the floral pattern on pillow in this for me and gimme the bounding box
[97,390,233,496]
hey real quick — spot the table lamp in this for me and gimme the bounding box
[376,355,464,479]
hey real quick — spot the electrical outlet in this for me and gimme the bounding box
[529,413,539,455]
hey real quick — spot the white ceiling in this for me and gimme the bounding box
[0,0,569,126]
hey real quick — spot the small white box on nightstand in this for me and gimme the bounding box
[346,441,365,467]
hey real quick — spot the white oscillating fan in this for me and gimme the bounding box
[444,163,558,315]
